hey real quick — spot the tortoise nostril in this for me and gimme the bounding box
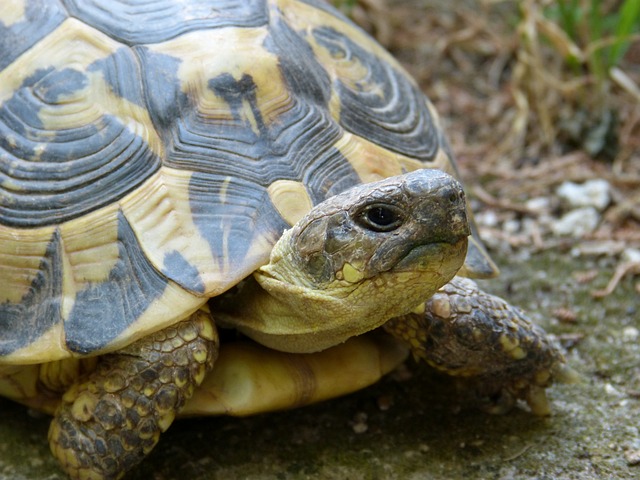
[446,189,464,206]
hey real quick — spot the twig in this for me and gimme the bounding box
[591,261,640,298]
[503,443,534,461]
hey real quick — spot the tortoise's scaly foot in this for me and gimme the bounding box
[48,309,218,480]
[385,276,578,416]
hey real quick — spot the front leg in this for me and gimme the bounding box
[384,276,577,416]
[48,307,218,480]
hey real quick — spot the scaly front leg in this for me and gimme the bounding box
[384,276,577,416]
[48,308,218,480]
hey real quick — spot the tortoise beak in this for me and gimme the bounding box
[406,169,470,243]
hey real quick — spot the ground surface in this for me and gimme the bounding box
[1,0,639,479]
[1,250,638,479]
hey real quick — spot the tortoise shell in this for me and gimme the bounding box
[0,0,493,363]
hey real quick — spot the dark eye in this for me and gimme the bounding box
[358,204,404,232]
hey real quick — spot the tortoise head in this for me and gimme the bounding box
[217,169,470,353]
[283,169,469,286]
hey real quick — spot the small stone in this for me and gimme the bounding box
[553,308,578,323]
[503,219,520,234]
[622,327,639,342]
[476,210,499,228]
[521,217,541,236]
[376,395,394,411]
[552,207,600,237]
[351,422,367,434]
[403,450,420,459]
[625,449,640,465]
[622,248,640,263]
[604,383,624,397]
[557,179,611,211]
[350,412,368,434]
[525,197,551,213]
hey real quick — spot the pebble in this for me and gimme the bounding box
[604,383,624,397]
[557,179,611,211]
[476,210,499,228]
[622,327,639,342]
[626,449,640,466]
[622,248,640,263]
[350,412,368,434]
[552,207,600,237]
[525,196,551,213]
[503,219,521,234]
[376,394,394,411]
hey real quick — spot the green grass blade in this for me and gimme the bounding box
[556,0,578,40]
[609,0,640,66]
[588,0,607,77]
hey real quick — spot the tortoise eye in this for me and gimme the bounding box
[358,204,404,232]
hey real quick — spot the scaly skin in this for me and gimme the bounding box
[385,276,577,416]
[48,308,218,480]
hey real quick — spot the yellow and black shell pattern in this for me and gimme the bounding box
[1,0,473,363]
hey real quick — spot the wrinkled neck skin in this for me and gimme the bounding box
[213,170,470,354]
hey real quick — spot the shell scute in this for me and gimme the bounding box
[0,0,67,70]
[188,173,289,285]
[0,229,62,357]
[0,18,162,229]
[311,26,439,163]
[63,0,269,45]
[63,212,170,355]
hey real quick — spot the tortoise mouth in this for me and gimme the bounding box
[391,236,469,274]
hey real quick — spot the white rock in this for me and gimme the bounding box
[604,383,624,397]
[503,219,520,234]
[552,207,600,237]
[622,248,640,263]
[526,196,551,213]
[557,179,611,211]
[623,327,640,342]
[476,210,499,228]
[521,217,539,235]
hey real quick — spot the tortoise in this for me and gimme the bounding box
[0,0,575,478]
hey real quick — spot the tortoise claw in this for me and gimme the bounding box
[526,385,551,416]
